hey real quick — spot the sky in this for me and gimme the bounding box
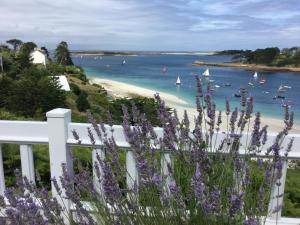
[0,0,299,51]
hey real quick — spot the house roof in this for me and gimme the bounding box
[56,75,71,91]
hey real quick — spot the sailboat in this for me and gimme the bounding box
[122,60,126,65]
[253,72,258,79]
[202,68,210,77]
[176,76,181,85]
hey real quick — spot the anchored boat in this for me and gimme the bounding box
[202,68,210,77]
[176,76,181,85]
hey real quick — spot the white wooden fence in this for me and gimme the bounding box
[0,108,300,225]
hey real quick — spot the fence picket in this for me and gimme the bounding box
[268,160,288,220]
[126,150,137,189]
[0,144,5,196]
[92,148,105,193]
[20,144,35,184]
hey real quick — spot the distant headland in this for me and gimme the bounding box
[71,50,135,56]
[194,47,300,72]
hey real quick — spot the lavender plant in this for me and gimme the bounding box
[0,77,294,225]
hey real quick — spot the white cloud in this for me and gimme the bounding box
[0,0,299,50]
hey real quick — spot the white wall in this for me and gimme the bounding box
[30,51,46,65]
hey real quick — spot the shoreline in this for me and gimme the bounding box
[193,61,300,72]
[89,76,300,133]
[89,77,187,106]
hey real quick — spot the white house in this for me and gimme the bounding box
[30,48,47,65]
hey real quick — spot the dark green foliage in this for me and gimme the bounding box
[217,50,246,55]
[0,76,13,107]
[282,169,300,217]
[70,83,81,95]
[65,65,87,81]
[2,144,21,186]
[46,61,66,75]
[0,44,9,52]
[55,41,73,66]
[4,67,66,117]
[76,91,90,112]
[108,97,166,126]
[293,50,300,66]
[41,46,50,60]
[250,47,280,65]
[17,42,37,68]
[225,47,300,67]
[6,39,23,51]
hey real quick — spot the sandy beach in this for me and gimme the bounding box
[89,77,187,106]
[89,77,300,133]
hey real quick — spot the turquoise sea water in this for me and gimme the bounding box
[72,53,300,122]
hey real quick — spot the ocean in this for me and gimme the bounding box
[72,53,300,122]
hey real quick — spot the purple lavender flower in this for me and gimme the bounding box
[226,98,230,115]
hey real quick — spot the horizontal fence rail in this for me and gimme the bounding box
[0,108,299,225]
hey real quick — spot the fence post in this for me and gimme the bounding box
[20,145,35,184]
[0,144,5,196]
[47,108,72,223]
[268,160,288,220]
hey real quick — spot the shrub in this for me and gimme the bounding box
[0,77,295,225]
[76,91,90,112]
[70,83,81,96]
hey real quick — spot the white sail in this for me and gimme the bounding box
[203,68,209,76]
[176,76,181,85]
[253,72,258,78]
[122,60,126,65]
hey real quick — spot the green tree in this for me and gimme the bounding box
[76,91,90,112]
[293,49,300,66]
[6,39,23,51]
[5,67,66,117]
[17,42,37,68]
[0,44,9,52]
[55,41,73,66]
[41,46,51,60]
[0,76,13,107]
[70,83,81,95]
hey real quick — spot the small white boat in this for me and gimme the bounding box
[248,82,253,86]
[162,66,167,73]
[214,85,220,88]
[284,85,291,89]
[278,85,285,93]
[263,91,269,94]
[202,68,210,77]
[209,79,215,82]
[282,100,293,108]
[175,76,181,85]
[253,71,258,79]
[259,78,266,84]
[122,60,126,65]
